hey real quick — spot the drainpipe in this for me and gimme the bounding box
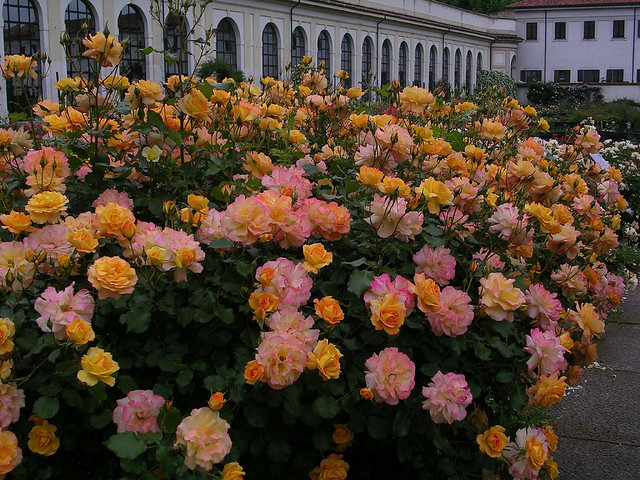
[544,10,548,82]
[633,7,637,82]
[290,0,301,62]
[376,15,386,87]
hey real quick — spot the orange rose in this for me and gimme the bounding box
[178,88,212,122]
[65,318,95,346]
[25,191,68,224]
[242,151,274,179]
[0,211,36,234]
[28,420,60,456]
[243,360,264,385]
[0,318,15,355]
[309,454,349,480]
[525,435,548,471]
[208,392,226,411]
[360,388,374,400]
[66,228,99,253]
[528,373,567,407]
[0,430,21,475]
[248,292,279,321]
[415,177,453,214]
[77,347,119,387]
[221,462,245,480]
[332,425,354,446]
[357,166,384,186]
[302,243,333,274]
[83,33,123,67]
[306,339,343,381]
[542,425,558,453]
[411,273,441,313]
[87,256,138,300]
[94,202,136,239]
[314,297,344,325]
[476,425,509,458]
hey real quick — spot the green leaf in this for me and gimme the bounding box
[347,270,374,296]
[158,353,182,373]
[156,445,178,477]
[119,309,151,334]
[158,407,182,434]
[367,416,390,440]
[176,368,193,388]
[393,409,412,437]
[267,440,291,462]
[312,396,340,419]
[212,303,235,325]
[106,432,146,460]
[473,342,491,361]
[210,238,234,249]
[33,396,60,419]
[495,370,514,383]
[302,163,319,176]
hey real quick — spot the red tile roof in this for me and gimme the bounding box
[508,0,640,8]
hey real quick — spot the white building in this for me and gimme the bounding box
[0,0,519,115]
[508,0,640,100]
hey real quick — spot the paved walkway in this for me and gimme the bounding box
[552,289,640,479]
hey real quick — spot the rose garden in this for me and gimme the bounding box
[0,2,639,479]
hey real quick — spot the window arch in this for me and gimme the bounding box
[362,36,373,83]
[442,47,450,86]
[118,5,146,81]
[164,12,189,78]
[510,56,517,80]
[340,34,353,87]
[291,26,306,66]
[65,0,96,79]
[465,51,473,91]
[414,43,424,87]
[428,45,437,91]
[3,0,41,112]
[216,18,237,69]
[262,23,279,79]
[381,39,391,86]
[398,41,408,87]
[317,30,331,80]
[477,52,483,78]
[454,48,462,90]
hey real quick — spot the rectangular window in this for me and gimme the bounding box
[606,69,624,82]
[555,22,566,40]
[638,20,640,37]
[520,70,542,83]
[554,70,570,83]
[577,69,600,83]
[637,69,640,82]
[526,22,538,40]
[584,21,596,39]
[613,20,625,38]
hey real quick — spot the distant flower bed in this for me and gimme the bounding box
[0,26,637,480]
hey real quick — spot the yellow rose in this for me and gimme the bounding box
[346,87,364,99]
[369,293,406,335]
[102,74,130,90]
[524,202,561,234]
[0,430,21,475]
[94,202,136,239]
[66,228,99,253]
[82,33,123,67]
[145,246,167,267]
[525,435,548,471]
[0,211,36,234]
[415,177,453,214]
[178,88,212,122]
[332,425,354,446]
[542,426,558,452]
[208,392,226,411]
[248,292,279,321]
[357,166,384,186]
[476,425,508,458]
[65,318,95,346]
[124,80,165,109]
[2,54,37,79]
[378,176,411,198]
[142,145,163,163]
[350,113,369,129]
[0,359,13,380]
[538,117,550,132]
[222,462,245,480]
[309,454,349,480]
[28,420,60,456]
[77,347,119,387]
[529,373,567,407]
[25,191,68,224]
[0,318,15,355]
[302,243,333,274]
[243,359,264,385]
[411,273,441,313]
[314,296,344,325]
[87,256,138,300]
[242,151,274,178]
[307,339,343,381]
[546,458,559,479]
[187,194,209,212]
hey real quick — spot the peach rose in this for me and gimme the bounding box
[306,339,343,381]
[25,191,68,224]
[411,273,441,313]
[314,296,344,325]
[77,347,119,387]
[476,425,508,458]
[65,318,95,346]
[0,211,36,234]
[357,166,384,186]
[0,430,21,475]
[369,292,406,335]
[243,360,264,385]
[87,256,138,300]
[528,373,567,407]
[479,272,525,322]
[208,392,226,411]
[302,243,333,274]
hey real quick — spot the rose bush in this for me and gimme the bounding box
[0,5,638,479]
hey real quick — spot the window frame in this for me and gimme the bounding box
[381,39,391,86]
[526,22,538,41]
[317,30,331,80]
[554,21,566,40]
[291,26,305,66]
[613,20,625,39]
[577,69,600,83]
[164,12,190,78]
[118,4,147,81]
[414,43,424,87]
[606,69,624,83]
[553,70,570,83]
[340,34,353,87]
[398,41,408,87]
[65,0,97,79]
[261,23,279,79]
[583,20,596,40]
[520,69,542,83]
[215,18,237,69]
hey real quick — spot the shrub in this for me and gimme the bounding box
[196,58,245,83]
[476,70,517,98]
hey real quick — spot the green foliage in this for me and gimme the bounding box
[476,70,517,98]
[196,58,245,83]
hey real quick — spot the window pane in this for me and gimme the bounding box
[262,23,279,79]
[118,5,146,80]
[429,46,437,91]
[398,42,407,87]
[613,20,625,38]
[340,35,352,87]
[555,22,566,40]
[317,31,331,80]
[526,22,537,40]
[216,18,237,69]
[381,40,391,86]
[164,12,189,78]
[292,27,305,66]
[554,70,570,83]
[414,45,423,87]
[584,21,595,39]
[65,0,96,79]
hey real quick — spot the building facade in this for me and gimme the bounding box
[0,0,519,115]
[509,0,640,87]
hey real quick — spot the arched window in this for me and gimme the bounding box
[465,51,473,91]
[118,5,146,81]
[3,0,41,112]
[291,26,305,66]
[398,41,408,87]
[164,12,189,78]
[477,52,483,79]
[429,45,437,91]
[216,18,237,69]
[65,0,96,79]
[340,34,353,87]
[381,39,391,86]
[414,43,423,87]
[262,23,279,79]
[442,47,450,86]
[454,48,461,90]
[510,56,516,80]
[317,30,331,79]
[362,36,373,83]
